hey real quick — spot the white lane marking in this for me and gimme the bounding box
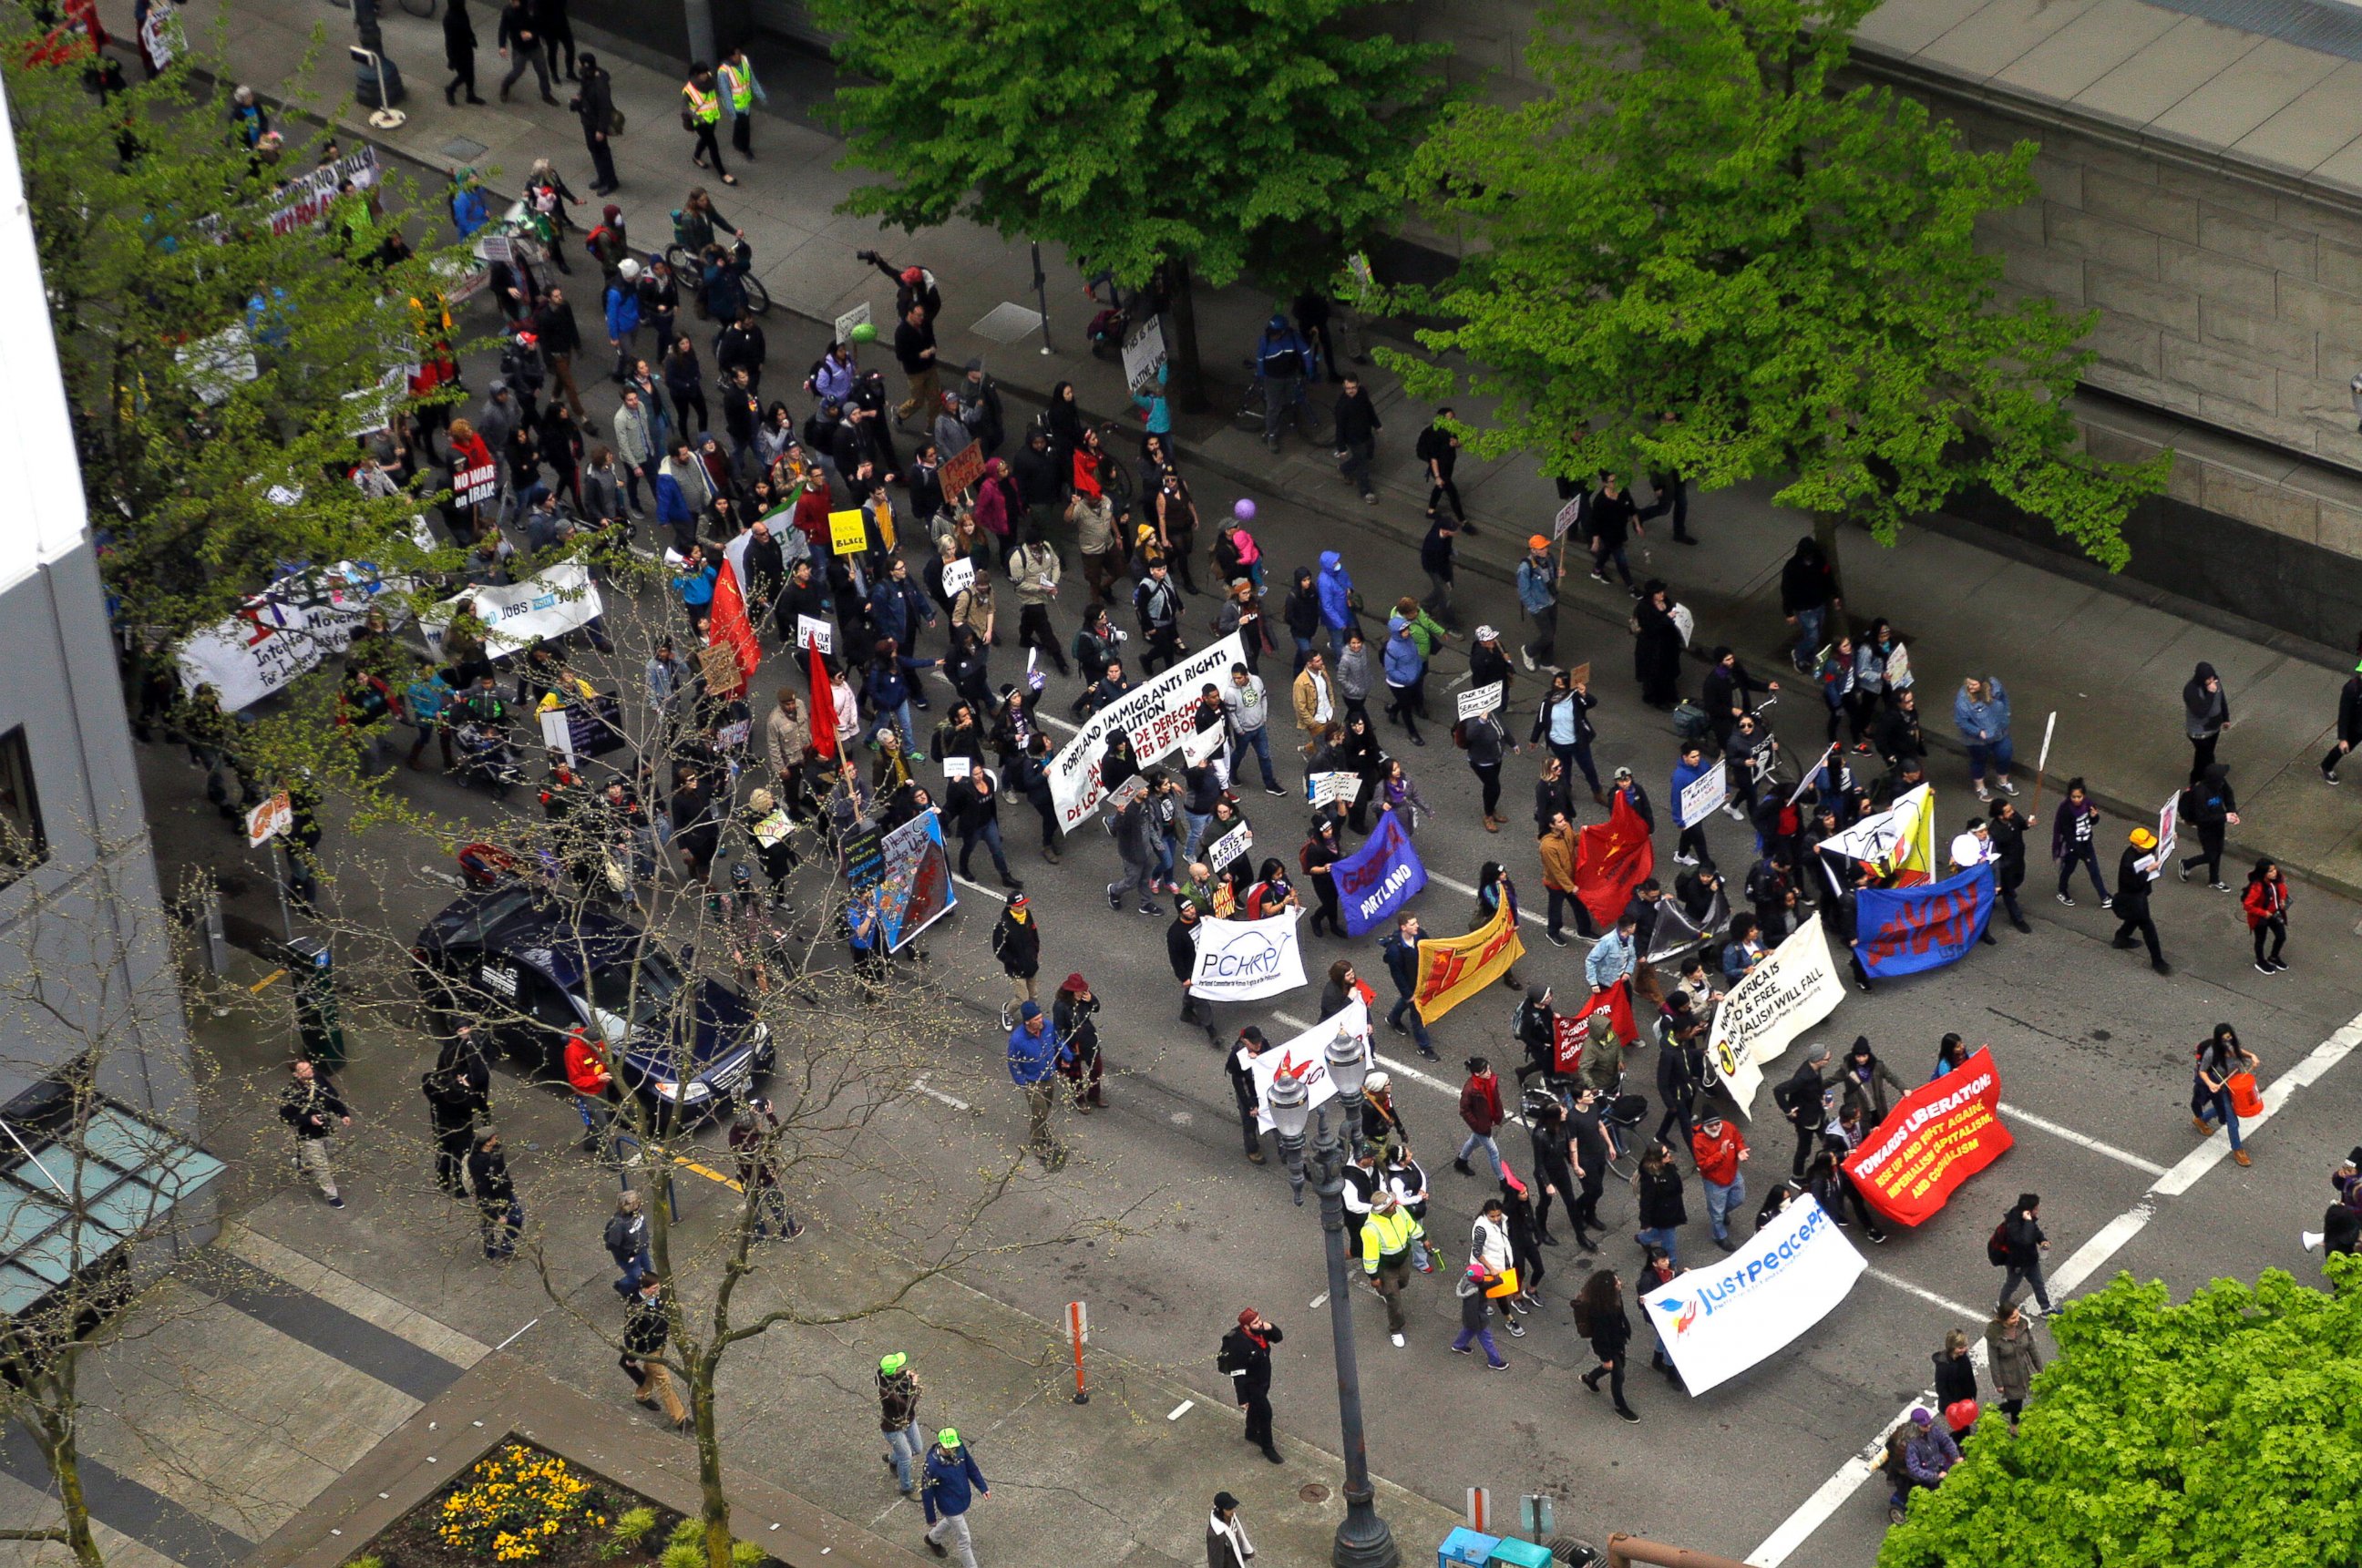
[1862,1267,1981,1323]
[1746,1009,2362,1566]
[1166,1399,1195,1420]
[1997,1102,2168,1177]
[1427,870,1552,931]
[951,874,1009,903]
[913,1078,971,1112]
[1309,1291,1330,1309]
[494,1317,539,1351]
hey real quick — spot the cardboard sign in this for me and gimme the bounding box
[752,810,793,848]
[829,509,868,556]
[1677,760,1729,829]
[1566,662,1590,689]
[796,615,833,654]
[1306,771,1359,807]
[940,558,976,600]
[698,641,742,693]
[940,443,986,497]
[1456,682,1503,721]
[1842,1047,2014,1227]
[1207,822,1253,871]
[717,719,752,752]
[834,300,871,348]
[1122,313,1169,395]
[245,791,292,848]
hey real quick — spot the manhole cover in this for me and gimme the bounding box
[970,302,1043,344]
[1299,1483,1330,1503]
[440,137,489,162]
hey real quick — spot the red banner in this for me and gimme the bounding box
[1556,980,1638,1074]
[1841,1047,2014,1226]
[1575,795,1656,925]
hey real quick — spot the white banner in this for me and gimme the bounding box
[1046,633,1244,832]
[1190,909,1307,1002]
[420,561,605,663]
[267,145,382,236]
[1181,722,1227,768]
[1305,771,1359,807]
[177,561,406,712]
[1456,682,1503,721]
[1707,913,1845,1115]
[1641,1195,1865,1395]
[1677,760,1728,829]
[1248,999,1372,1132]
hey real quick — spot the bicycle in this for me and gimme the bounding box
[1231,364,1330,445]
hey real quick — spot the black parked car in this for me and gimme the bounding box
[412,885,772,1119]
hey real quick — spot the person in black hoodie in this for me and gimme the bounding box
[1779,536,1842,673]
[1779,1045,1833,1178]
[422,1064,487,1197]
[2177,762,2240,890]
[467,1127,520,1260]
[990,893,1041,1016]
[1281,567,1321,675]
[1333,374,1381,503]
[1996,1193,2051,1316]
[2112,827,2169,975]
[1218,1309,1285,1464]
[2183,661,2230,784]
[444,0,484,104]
[1933,1329,1979,1446]
[1987,797,2033,933]
[2323,662,2362,783]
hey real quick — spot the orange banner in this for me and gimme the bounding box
[1841,1047,2014,1226]
[1412,901,1525,1024]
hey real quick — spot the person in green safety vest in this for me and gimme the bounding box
[718,46,765,161]
[1361,1191,1425,1348]
[680,62,734,185]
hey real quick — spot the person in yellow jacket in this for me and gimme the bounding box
[1361,1193,1424,1347]
[681,63,734,185]
[718,46,765,160]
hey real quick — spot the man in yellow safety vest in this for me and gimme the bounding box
[1360,1192,1425,1348]
[718,46,765,160]
[681,63,734,185]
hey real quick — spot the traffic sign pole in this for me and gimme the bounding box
[1067,1300,1089,1403]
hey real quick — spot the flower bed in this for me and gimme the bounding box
[353,1440,775,1568]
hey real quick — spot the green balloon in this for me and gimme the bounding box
[848,321,878,344]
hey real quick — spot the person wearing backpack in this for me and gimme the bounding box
[1992,1194,2052,1316]
[2176,762,2239,890]
[1217,1308,1285,1464]
[1778,1046,1832,1179]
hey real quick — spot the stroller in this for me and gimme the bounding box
[453,719,522,800]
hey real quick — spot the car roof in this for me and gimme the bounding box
[427,889,649,991]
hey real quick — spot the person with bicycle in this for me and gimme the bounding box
[674,188,742,274]
[1727,709,1778,827]
[1253,313,1313,452]
[1700,645,1778,753]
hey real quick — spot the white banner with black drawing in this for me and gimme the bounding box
[1707,912,1846,1115]
[419,560,606,663]
[1046,633,1244,832]
[1248,999,1372,1132]
[177,561,406,712]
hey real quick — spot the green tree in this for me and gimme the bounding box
[1379,0,2168,572]
[5,23,467,649]
[814,0,1450,405]
[1883,1264,2362,1566]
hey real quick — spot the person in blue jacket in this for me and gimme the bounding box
[921,1429,990,1565]
[602,259,642,382]
[450,168,490,239]
[1951,675,2016,803]
[1670,742,1715,866]
[1315,550,1358,652]
[1007,1002,1063,1170]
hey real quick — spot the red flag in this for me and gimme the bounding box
[806,641,838,761]
[1574,794,1656,925]
[705,533,761,693]
[1564,979,1638,1054]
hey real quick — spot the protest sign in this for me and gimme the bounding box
[1044,634,1244,832]
[1552,497,1582,538]
[1412,902,1525,1024]
[834,301,871,347]
[539,697,627,766]
[1552,1014,1587,1076]
[1843,1048,2014,1227]
[1207,822,1253,871]
[1305,772,1359,808]
[1123,313,1168,395]
[1854,866,1996,979]
[829,509,868,556]
[697,642,743,695]
[1677,761,1728,829]
[940,559,976,600]
[1707,913,1844,1114]
[1456,682,1503,721]
[1190,910,1307,1002]
[1813,784,1938,890]
[1181,723,1227,768]
[266,145,382,235]
[455,458,499,507]
[752,811,793,849]
[1248,999,1372,1132]
[940,443,986,497]
[245,791,292,848]
[1101,772,1147,814]
[796,615,833,654]
[2156,790,2179,864]
[178,560,405,711]
[841,823,886,890]
[1334,812,1426,938]
[419,561,604,664]
[941,756,972,780]
[878,810,957,952]
[1641,1195,1865,1395]
[1643,889,1723,965]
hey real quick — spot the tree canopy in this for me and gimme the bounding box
[1381,0,2167,566]
[816,0,1449,347]
[1883,1264,2362,1567]
[5,22,467,644]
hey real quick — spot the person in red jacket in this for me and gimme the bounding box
[2242,856,2291,974]
[1454,1056,1506,1179]
[1690,1113,1749,1249]
[564,1024,616,1145]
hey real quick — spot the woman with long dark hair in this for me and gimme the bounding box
[1571,1270,1640,1422]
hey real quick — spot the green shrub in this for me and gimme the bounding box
[600,1507,660,1559]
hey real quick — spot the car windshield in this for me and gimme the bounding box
[587,948,687,1033]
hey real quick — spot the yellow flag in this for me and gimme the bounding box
[1412,901,1525,1024]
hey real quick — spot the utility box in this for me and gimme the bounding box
[1441,1528,1501,1568]
[1488,1541,1554,1568]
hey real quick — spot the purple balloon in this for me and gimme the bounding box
[1233,497,1258,521]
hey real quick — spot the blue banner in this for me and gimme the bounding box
[877,810,957,953]
[1854,865,1995,978]
[1332,812,1426,938]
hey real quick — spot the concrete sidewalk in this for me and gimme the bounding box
[187,0,2362,900]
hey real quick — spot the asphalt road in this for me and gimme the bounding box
[151,399,2362,1566]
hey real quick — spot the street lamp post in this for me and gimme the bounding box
[1269,1030,1400,1568]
